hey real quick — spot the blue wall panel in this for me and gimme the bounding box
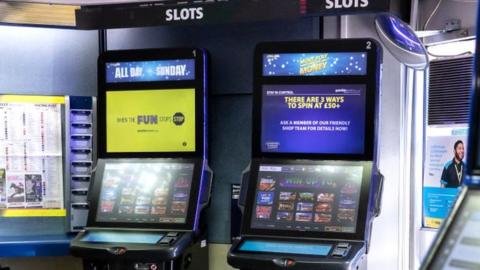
[0,25,98,243]
[208,95,252,243]
[0,26,98,96]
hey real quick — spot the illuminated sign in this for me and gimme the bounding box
[106,89,195,153]
[165,7,204,21]
[261,84,366,154]
[106,59,195,83]
[263,52,367,76]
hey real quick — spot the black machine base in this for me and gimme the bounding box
[75,232,208,270]
[228,238,367,270]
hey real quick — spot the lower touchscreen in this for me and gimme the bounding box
[96,161,195,224]
[250,164,364,233]
[80,231,164,244]
[239,240,332,256]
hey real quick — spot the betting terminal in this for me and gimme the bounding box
[70,48,213,270]
[227,39,384,270]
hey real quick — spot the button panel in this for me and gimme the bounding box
[167,232,179,237]
[331,243,351,258]
[107,247,127,256]
[133,263,159,270]
[159,237,176,245]
[272,258,296,268]
[285,259,296,267]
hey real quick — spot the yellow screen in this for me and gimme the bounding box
[106,89,196,153]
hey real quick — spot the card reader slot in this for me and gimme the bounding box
[159,237,176,245]
[331,243,351,258]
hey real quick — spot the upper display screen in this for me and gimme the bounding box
[106,59,195,83]
[96,162,195,224]
[261,84,366,154]
[250,164,363,233]
[262,53,367,76]
[106,89,195,153]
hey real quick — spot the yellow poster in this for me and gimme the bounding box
[107,89,196,153]
[0,95,65,217]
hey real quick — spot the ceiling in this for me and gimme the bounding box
[0,0,187,27]
[0,2,78,27]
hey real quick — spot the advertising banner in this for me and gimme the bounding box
[263,52,367,77]
[261,84,366,155]
[106,89,196,153]
[106,59,195,83]
[423,127,468,228]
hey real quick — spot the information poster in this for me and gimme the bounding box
[0,95,65,217]
[261,84,366,154]
[423,127,467,228]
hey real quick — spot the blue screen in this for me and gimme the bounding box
[105,59,195,83]
[80,231,164,244]
[239,240,332,256]
[263,52,367,76]
[261,84,366,154]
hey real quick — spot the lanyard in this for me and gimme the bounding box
[454,163,463,184]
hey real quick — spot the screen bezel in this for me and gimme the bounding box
[241,159,372,241]
[253,39,381,160]
[467,33,480,176]
[87,158,202,231]
[97,48,206,159]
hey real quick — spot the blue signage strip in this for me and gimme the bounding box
[263,52,367,77]
[239,240,332,256]
[106,59,195,83]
